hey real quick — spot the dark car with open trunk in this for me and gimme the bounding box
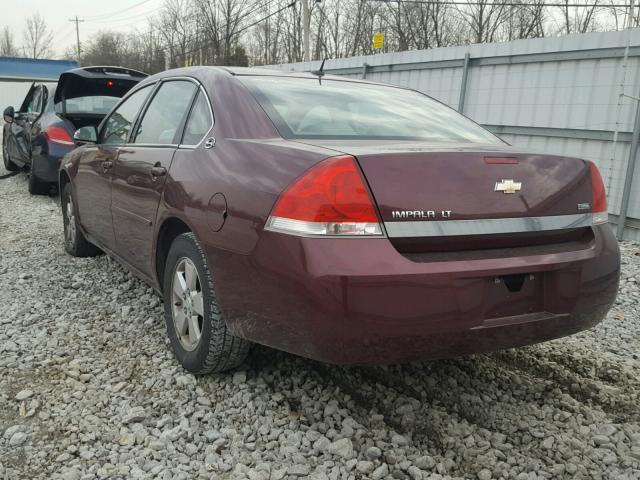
[2,66,146,194]
[59,67,620,373]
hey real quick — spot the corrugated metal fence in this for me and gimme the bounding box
[266,30,640,241]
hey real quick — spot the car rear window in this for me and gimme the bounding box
[240,76,501,144]
[64,96,119,115]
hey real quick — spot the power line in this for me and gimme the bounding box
[235,1,296,37]
[368,0,632,6]
[195,0,279,41]
[236,0,281,25]
[88,6,165,24]
[88,9,160,26]
[83,0,157,20]
[185,0,279,53]
[173,0,296,60]
[50,24,76,43]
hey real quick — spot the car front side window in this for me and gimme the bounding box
[101,85,152,146]
[134,80,197,145]
[25,86,42,114]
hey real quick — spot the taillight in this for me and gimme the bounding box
[265,155,383,236]
[588,161,608,225]
[44,127,74,146]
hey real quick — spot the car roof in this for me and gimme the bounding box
[138,65,389,89]
[221,66,375,84]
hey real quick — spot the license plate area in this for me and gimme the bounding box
[483,272,544,319]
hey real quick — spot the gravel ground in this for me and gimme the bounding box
[1,162,640,480]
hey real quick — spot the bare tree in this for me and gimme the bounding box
[606,0,636,29]
[502,0,546,40]
[70,0,637,70]
[457,0,510,44]
[0,26,18,56]
[558,0,602,34]
[22,14,53,59]
[158,0,194,68]
[344,0,381,57]
[136,21,167,73]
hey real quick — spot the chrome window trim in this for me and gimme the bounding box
[99,82,157,146]
[131,77,199,146]
[98,77,214,149]
[384,213,593,238]
[121,143,178,148]
[178,85,215,149]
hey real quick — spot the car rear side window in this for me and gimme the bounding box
[240,76,502,144]
[101,85,152,145]
[134,80,197,145]
[181,90,213,146]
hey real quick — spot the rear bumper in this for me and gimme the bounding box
[32,142,74,183]
[206,224,620,365]
[32,154,61,183]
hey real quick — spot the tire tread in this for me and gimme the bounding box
[62,183,101,257]
[165,232,250,374]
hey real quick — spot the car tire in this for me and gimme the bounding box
[61,183,101,257]
[2,134,19,172]
[163,232,250,374]
[28,158,51,195]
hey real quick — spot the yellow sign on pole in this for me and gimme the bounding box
[373,32,384,50]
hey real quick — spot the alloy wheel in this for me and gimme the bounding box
[65,195,77,247]
[171,258,204,351]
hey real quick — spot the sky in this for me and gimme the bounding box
[3,0,165,57]
[3,0,631,59]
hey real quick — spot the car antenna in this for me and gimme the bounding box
[311,58,326,84]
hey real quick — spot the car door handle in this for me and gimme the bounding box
[102,160,113,171]
[150,166,167,178]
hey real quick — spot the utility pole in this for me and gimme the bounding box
[302,0,310,62]
[69,16,84,66]
[628,0,637,28]
[265,1,270,65]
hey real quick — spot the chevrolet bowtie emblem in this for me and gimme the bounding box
[495,179,522,194]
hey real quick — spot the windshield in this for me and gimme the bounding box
[63,96,120,115]
[240,76,502,144]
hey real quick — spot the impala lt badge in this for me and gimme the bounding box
[495,179,522,194]
[392,210,452,219]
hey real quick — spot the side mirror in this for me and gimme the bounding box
[73,126,97,145]
[3,106,14,124]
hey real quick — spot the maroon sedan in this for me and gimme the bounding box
[59,67,620,373]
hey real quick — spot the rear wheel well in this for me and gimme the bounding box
[156,218,191,291]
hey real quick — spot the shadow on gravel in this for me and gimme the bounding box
[243,336,639,465]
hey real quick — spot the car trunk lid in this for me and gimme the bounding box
[294,140,594,252]
[54,66,148,105]
[54,66,148,135]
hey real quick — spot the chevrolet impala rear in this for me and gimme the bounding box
[61,68,621,371]
[219,74,620,365]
